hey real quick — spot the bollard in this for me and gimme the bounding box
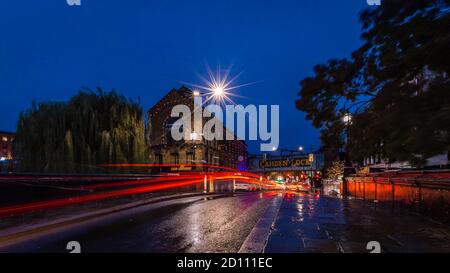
[209,176,214,193]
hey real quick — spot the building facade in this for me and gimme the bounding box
[0,131,14,161]
[147,86,248,172]
[357,154,450,172]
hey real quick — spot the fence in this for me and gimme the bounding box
[344,170,450,224]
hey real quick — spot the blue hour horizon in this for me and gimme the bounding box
[0,0,368,153]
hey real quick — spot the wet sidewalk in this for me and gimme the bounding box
[265,192,450,253]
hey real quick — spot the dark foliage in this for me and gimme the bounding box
[296,0,450,167]
[15,88,147,173]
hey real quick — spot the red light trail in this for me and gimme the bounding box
[0,165,280,218]
[0,179,204,217]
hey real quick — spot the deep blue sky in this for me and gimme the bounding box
[0,0,368,153]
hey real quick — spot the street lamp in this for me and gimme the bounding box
[342,112,352,125]
[341,111,353,197]
[298,146,304,152]
[341,111,352,160]
[212,85,224,97]
[341,111,352,146]
[190,132,199,141]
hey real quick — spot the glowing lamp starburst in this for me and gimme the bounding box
[213,85,224,97]
[183,64,257,106]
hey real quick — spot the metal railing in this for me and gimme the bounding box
[344,173,450,224]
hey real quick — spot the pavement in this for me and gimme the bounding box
[264,192,450,253]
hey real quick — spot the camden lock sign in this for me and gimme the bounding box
[259,154,314,169]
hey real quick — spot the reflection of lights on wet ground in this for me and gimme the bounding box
[188,206,202,245]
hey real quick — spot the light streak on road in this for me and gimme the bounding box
[0,179,204,217]
[0,164,281,218]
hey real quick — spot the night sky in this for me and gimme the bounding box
[1,0,368,153]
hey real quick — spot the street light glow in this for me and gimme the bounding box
[342,112,352,125]
[213,85,224,97]
[183,64,257,106]
[298,146,304,152]
[190,132,199,140]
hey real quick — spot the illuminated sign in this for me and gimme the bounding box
[259,158,312,169]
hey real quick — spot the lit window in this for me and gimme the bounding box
[1,137,7,142]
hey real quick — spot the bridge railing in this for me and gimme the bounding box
[345,172,450,224]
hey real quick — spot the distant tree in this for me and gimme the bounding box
[296,0,450,167]
[325,160,344,180]
[15,88,147,173]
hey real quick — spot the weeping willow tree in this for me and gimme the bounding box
[15,88,147,173]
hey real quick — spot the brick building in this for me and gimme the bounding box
[147,86,248,171]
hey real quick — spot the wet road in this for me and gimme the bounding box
[265,192,450,253]
[2,192,274,253]
[3,191,450,253]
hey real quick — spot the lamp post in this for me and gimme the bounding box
[341,111,353,197]
[342,112,352,165]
